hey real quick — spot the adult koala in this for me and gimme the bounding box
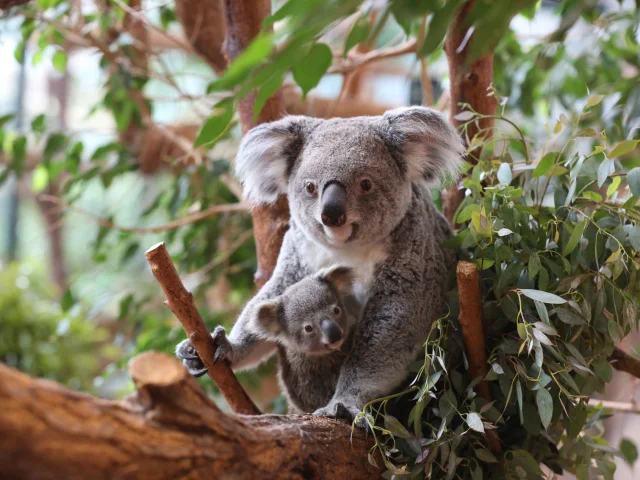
[177,106,464,423]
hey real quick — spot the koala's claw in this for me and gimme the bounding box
[313,398,368,430]
[211,326,233,365]
[176,338,208,377]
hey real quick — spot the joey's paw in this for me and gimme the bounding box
[313,398,368,430]
[175,338,207,377]
[211,326,233,365]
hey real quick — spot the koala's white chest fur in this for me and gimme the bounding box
[301,238,389,302]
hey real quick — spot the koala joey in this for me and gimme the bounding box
[210,265,360,413]
[176,106,464,426]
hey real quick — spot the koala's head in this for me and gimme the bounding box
[235,106,464,248]
[250,266,356,355]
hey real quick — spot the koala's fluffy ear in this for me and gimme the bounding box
[317,265,355,296]
[234,116,323,205]
[379,106,465,185]
[250,300,281,338]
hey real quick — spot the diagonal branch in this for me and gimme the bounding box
[145,242,260,415]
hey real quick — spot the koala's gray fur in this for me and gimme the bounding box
[176,106,463,424]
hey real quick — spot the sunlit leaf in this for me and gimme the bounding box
[292,43,332,96]
[609,140,640,159]
[466,412,484,433]
[52,50,67,73]
[520,289,566,304]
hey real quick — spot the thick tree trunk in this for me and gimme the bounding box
[0,352,378,479]
[222,0,288,288]
[443,0,497,223]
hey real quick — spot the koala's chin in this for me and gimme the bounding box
[322,223,354,246]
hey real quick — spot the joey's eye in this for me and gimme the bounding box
[304,325,313,333]
[333,306,341,316]
[359,178,373,193]
[305,182,317,196]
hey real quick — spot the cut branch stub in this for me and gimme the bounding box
[144,242,260,415]
[456,261,501,452]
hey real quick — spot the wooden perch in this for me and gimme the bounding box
[456,261,501,452]
[0,353,378,479]
[145,242,260,415]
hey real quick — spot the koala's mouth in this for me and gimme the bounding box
[319,222,358,244]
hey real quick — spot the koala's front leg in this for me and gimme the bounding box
[315,290,430,428]
[175,229,307,375]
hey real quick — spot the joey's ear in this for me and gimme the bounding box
[250,300,281,337]
[379,106,465,185]
[317,265,355,296]
[234,116,323,204]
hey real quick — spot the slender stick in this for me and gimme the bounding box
[588,399,640,414]
[144,242,260,415]
[456,261,501,452]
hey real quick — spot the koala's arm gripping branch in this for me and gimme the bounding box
[456,261,501,452]
[145,242,260,415]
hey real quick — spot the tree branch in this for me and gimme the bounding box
[443,0,497,223]
[456,261,501,452]
[36,194,249,235]
[145,242,260,415]
[329,39,417,74]
[0,353,378,479]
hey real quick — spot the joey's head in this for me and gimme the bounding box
[250,266,356,355]
[235,107,464,248]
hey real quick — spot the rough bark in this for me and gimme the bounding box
[222,0,288,288]
[443,0,497,223]
[145,242,260,415]
[456,261,501,452]
[175,0,227,74]
[35,183,68,293]
[0,353,378,480]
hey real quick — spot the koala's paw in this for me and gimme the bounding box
[313,397,368,430]
[175,338,208,377]
[211,326,233,365]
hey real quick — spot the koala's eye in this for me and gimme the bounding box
[304,325,313,333]
[305,181,317,196]
[359,178,373,193]
[333,306,341,316]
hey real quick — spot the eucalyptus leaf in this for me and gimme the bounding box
[466,413,484,433]
[520,289,566,304]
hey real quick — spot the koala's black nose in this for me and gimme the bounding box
[321,182,347,227]
[321,319,343,346]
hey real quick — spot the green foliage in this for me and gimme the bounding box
[0,263,116,391]
[356,95,640,479]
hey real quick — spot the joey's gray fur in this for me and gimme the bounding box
[176,106,464,424]
[215,265,360,413]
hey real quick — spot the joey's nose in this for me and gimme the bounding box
[321,319,343,346]
[321,182,347,227]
